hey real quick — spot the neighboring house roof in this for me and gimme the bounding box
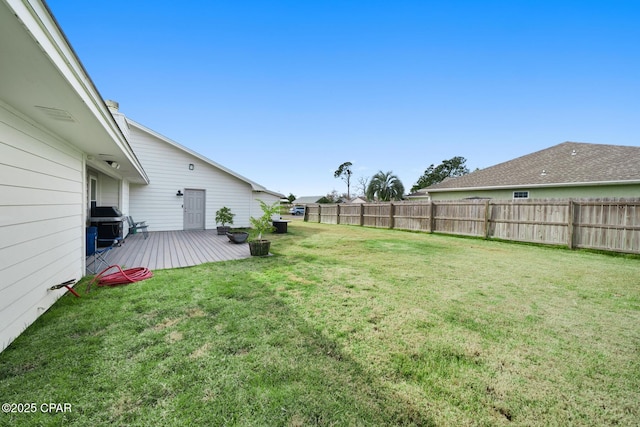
[293,196,324,204]
[126,118,284,198]
[349,196,368,204]
[424,142,640,193]
[406,190,429,199]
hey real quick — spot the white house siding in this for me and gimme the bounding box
[128,127,256,230]
[251,192,282,219]
[98,172,120,208]
[0,103,85,352]
[120,179,130,238]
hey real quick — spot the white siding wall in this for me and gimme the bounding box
[251,192,282,220]
[98,173,119,207]
[120,179,130,238]
[120,179,130,215]
[0,103,84,352]
[86,169,125,212]
[129,127,255,230]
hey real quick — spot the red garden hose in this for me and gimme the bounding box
[87,264,153,292]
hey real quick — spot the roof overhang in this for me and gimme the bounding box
[0,0,148,184]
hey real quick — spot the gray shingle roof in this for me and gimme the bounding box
[293,196,325,204]
[425,142,640,192]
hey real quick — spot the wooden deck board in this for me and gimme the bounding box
[181,231,203,266]
[86,230,250,274]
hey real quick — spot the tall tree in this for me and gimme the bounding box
[411,156,470,193]
[334,162,353,200]
[366,171,405,201]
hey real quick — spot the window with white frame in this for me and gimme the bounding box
[89,175,98,204]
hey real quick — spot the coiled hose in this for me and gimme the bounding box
[87,265,153,293]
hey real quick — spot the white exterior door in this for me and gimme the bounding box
[183,189,205,230]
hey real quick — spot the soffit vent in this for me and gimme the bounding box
[34,105,75,122]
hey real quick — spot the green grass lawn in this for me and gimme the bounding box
[1,221,639,426]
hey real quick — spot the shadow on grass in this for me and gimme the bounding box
[0,262,435,426]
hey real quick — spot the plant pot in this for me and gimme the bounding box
[272,220,290,233]
[226,231,249,244]
[249,240,271,256]
[217,226,231,235]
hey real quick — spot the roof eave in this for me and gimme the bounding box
[254,189,286,199]
[4,0,149,185]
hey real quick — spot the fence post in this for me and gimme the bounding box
[567,199,575,249]
[484,200,491,239]
[336,204,341,225]
[360,204,364,226]
[428,201,435,233]
[317,204,322,223]
[389,203,395,229]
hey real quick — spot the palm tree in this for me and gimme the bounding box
[366,171,405,201]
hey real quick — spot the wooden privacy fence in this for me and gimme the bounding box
[304,198,640,254]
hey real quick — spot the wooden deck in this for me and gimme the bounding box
[87,230,250,274]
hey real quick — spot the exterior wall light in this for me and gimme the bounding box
[189,163,194,170]
[176,190,184,197]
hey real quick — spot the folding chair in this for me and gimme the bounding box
[127,216,149,239]
[86,227,121,274]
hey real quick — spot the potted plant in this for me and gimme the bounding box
[248,200,281,256]
[215,207,234,235]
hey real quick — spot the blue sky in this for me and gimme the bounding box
[47,0,639,198]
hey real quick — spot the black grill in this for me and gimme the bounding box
[91,206,123,217]
[89,205,125,247]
